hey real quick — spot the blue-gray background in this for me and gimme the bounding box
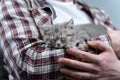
[81,0,120,29]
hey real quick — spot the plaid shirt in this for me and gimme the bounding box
[0,0,117,80]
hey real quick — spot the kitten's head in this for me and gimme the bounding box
[40,19,74,49]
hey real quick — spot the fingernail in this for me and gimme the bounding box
[58,58,63,63]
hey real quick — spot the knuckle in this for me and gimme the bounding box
[98,57,108,67]
[96,41,102,45]
[97,57,104,64]
[80,52,88,60]
[96,67,102,73]
[93,64,102,72]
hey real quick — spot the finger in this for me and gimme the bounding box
[65,76,93,80]
[60,68,97,80]
[66,48,100,63]
[58,58,100,73]
[65,76,79,80]
[87,41,113,52]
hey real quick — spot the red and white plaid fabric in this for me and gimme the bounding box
[0,0,117,80]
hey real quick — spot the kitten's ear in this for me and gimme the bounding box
[65,19,74,29]
[40,26,50,36]
[67,19,74,25]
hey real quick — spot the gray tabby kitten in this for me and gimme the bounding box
[40,20,107,49]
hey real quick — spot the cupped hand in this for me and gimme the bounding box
[58,41,120,80]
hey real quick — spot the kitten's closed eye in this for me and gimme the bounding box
[67,34,73,36]
[61,38,66,42]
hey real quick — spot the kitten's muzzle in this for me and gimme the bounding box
[55,43,64,48]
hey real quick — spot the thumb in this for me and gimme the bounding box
[87,41,112,52]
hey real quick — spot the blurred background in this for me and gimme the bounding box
[81,0,120,29]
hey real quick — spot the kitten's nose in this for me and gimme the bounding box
[57,43,60,46]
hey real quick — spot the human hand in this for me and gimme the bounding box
[108,30,120,59]
[58,41,120,80]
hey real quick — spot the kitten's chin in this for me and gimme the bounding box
[54,45,66,49]
[55,46,63,49]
